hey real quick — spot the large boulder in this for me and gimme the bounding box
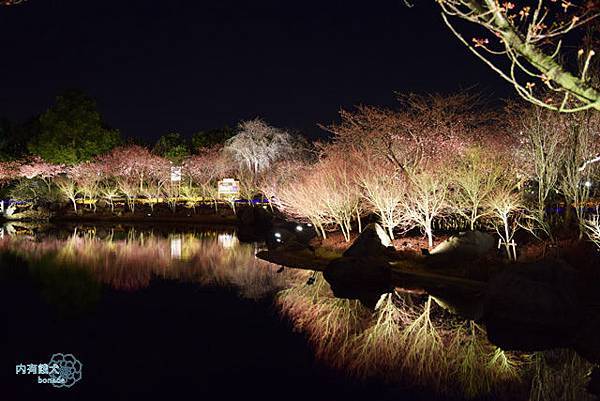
[482,259,583,351]
[238,206,273,229]
[343,223,399,260]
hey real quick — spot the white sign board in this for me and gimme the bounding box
[217,178,240,199]
[170,166,182,182]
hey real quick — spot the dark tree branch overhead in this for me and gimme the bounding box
[438,0,600,112]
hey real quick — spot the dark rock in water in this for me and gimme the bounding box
[324,256,394,308]
[343,223,399,260]
[483,259,583,352]
[238,206,273,229]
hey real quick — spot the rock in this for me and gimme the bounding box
[238,206,273,229]
[343,223,399,260]
[482,259,583,351]
[324,256,394,308]
[430,230,494,258]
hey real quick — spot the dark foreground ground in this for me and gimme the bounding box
[0,269,460,401]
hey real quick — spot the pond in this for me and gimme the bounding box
[0,223,452,401]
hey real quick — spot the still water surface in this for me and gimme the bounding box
[0,223,461,401]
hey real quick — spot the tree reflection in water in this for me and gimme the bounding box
[0,225,594,400]
[0,226,302,299]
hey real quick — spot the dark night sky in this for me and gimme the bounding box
[0,0,511,141]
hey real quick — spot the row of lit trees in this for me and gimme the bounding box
[0,118,309,214]
[1,95,599,250]
[273,94,600,253]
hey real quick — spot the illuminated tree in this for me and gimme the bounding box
[559,110,600,234]
[54,176,80,213]
[354,154,407,239]
[449,146,508,230]
[438,0,600,111]
[584,213,600,249]
[116,176,139,212]
[153,132,190,164]
[323,93,479,174]
[399,170,450,249]
[18,156,65,191]
[98,145,169,192]
[28,90,121,164]
[487,181,524,260]
[224,119,304,176]
[99,180,120,213]
[183,147,229,209]
[259,159,310,212]
[512,106,565,236]
[69,162,103,211]
[276,164,334,239]
[0,160,20,185]
[318,154,364,241]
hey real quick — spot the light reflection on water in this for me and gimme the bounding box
[0,224,303,299]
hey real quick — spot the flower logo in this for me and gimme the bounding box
[48,353,83,388]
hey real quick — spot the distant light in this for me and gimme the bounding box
[276,238,282,243]
[307,223,313,227]
[274,232,282,238]
[295,225,303,232]
[585,181,592,188]
[147,214,151,216]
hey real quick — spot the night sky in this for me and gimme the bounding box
[0,0,510,141]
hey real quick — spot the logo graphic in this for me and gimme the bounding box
[47,353,83,388]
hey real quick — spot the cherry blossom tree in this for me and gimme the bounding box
[0,160,20,186]
[69,162,103,211]
[18,156,65,191]
[448,146,508,230]
[487,182,525,260]
[354,153,407,239]
[99,180,120,213]
[399,169,450,249]
[183,147,229,210]
[437,0,600,111]
[317,154,364,241]
[323,93,480,175]
[276,164,334,239]
[224,119,305,176]
[54,176,80,213]
[559,110,600,234]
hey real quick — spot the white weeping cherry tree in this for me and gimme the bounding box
[224,119,300,176]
